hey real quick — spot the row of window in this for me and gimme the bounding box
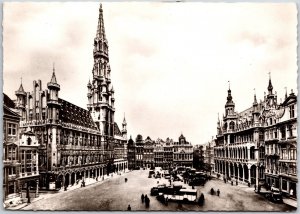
[214,147,256,160]
[173,154,193,160]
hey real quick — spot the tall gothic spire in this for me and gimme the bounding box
[96,3,107,42]
[50,70,57,84]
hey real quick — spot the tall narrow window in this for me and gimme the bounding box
[290,105,295,118]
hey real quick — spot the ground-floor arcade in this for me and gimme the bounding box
[214,160,265,185]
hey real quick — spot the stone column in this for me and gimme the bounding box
[36,179,39,197]
[69,174,71,187]
[247,148,250,160]
[255,165,259,187]
[19,182,23,199]
[248,168,251,183]
[62,175,65,188]
[242,166,245,182]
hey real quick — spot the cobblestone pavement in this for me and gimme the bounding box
[22,169,296,211]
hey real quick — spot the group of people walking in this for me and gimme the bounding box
[141,194,150,207]
[210,188,221,196]
[127,194,151,211]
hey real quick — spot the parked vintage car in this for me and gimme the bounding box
[265,191,283,203]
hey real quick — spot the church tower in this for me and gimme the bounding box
[223,82,237,144]
[122,115,127,139]
[88,4,115,138]
[265,73,277,107]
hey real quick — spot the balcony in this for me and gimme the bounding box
[3,160,20,166]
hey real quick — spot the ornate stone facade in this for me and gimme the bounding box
[214,76,297,198]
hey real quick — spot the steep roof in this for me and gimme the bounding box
[58,98,97,130]
[3,93,15,108]
[114,122,122,136]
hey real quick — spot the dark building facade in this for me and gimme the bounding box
[11,4,127,190]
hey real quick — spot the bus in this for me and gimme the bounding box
[163,188,198,203]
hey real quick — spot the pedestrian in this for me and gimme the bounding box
[254,184,257,191]
[165,197,168,206]
[217,189,220,196]
[210,188,214,195]
[141,194,145,203]
[198,193,205,206]
[127,204,131,211]
[236,180,238,186]
[231,181,233,186]
[145,197,150,208]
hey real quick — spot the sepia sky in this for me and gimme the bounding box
[3,2,298,145]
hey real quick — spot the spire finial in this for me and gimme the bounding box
[123,112,127,125]
[253,88,258,105]
[228,80,230,90]
[285,87,287,99]
[267,72,273,93]
[53,62,55,73]
[20,77,22,84]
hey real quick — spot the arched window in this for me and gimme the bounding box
[250,146,255,159]
[229,121,235,130]
[27,137,32,145]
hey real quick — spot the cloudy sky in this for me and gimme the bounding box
[3,2,297,145]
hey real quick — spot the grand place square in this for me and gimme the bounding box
[2,2,298,212]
